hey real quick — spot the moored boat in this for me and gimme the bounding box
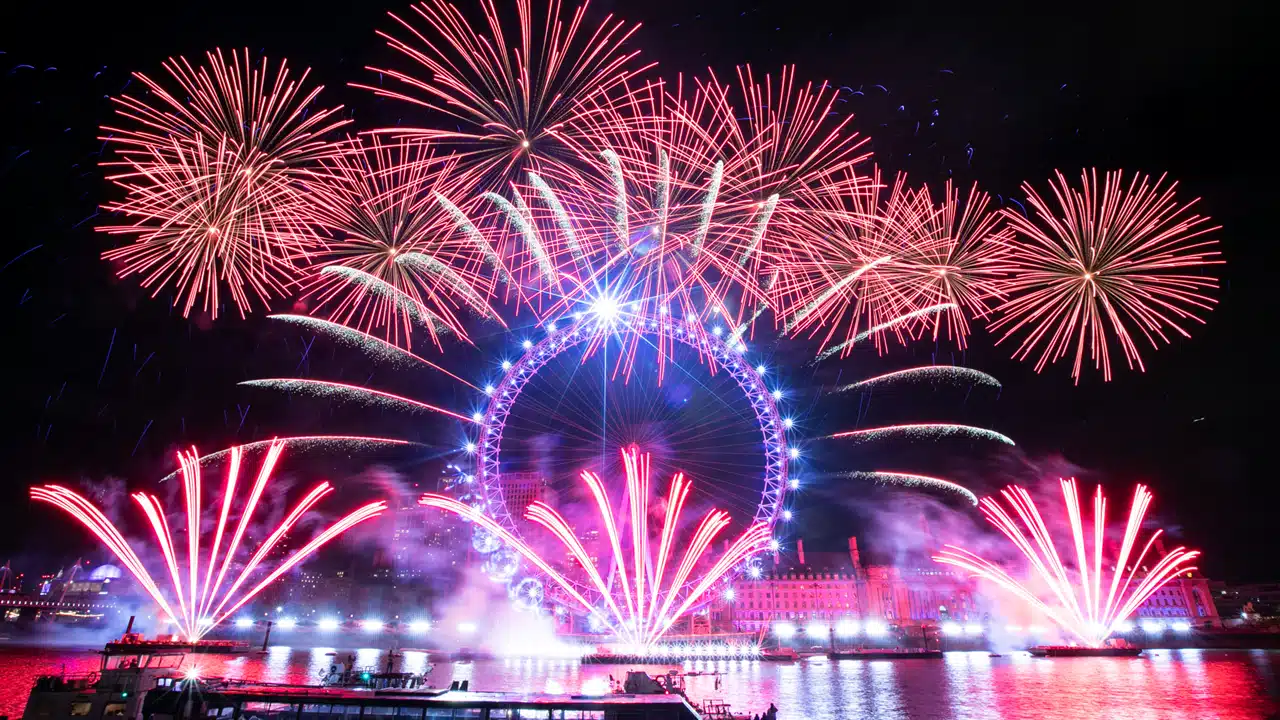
[1028,645,1143,657]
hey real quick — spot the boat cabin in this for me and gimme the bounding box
[21,649,186,720]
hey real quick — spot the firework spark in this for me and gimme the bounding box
[156,435,416,484]
[777,169,946,356]
[100,48,347,319]
[268,314,437,368]
[240,379,478,421]
[32,441,385,641]
[835,365,1002,393]
[300,138,505,349]
[934,480,1200,646]
[100,136,309,319]
[830,423,1015,446]
[812,303,957,363]
[420,445,770,646]
[844,471,978,505]
[992,169,1222,382]
[360,0,649,191]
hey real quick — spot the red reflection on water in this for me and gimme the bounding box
[0,647,1275,719]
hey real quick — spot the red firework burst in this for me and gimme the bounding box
[775,168,946,356]
[991,169,1222,382]
[300,137,510,349]
[100,136,310,318]
[359,0,650,192]
[31,440,386,642]
[100,48,348,318]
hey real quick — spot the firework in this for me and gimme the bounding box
[777,169,946,355]
[300,138,507,349]
[240,378,479,420]
[835,366,1002,393]
[268,314,437,368]
[903,181,1014,347]
[31,441,386,641]
[421,445,770,646]
[100,48,347,319]
[812,303,957,363]
[829,423,1015,446]
[934,480,1200,646]
[156,435,416,484]
[992,169,1222,382]
[100,136,309,318]
[359,0,648,191]
[844,471,978,506]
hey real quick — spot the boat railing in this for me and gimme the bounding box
[30,672,100,692]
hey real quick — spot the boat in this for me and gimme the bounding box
[827,648,944,660]
[144,678,704,720]
[21,645,186,720]
[1028,645,1143,658]
[103,638,250,654]
[760,647,799,662]
[614,670,752,719]
[20,643,705,720]
[315,650,432,688]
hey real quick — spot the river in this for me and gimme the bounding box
[1,645,1276,719]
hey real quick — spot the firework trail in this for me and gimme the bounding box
[934,480,1200,646]
[156,435,416,484]
[240,379,478,422]
[421,445,770,647]
[100,48,347,319]
[300,138,505,349]
[812,303,957,363]
[360,0,649,191]
[835,366,1002,393]
[269,314,439,369]
[32,441,386,641]
[992,169,1222,382]
[843,471,978,505]
[830,423,1015,446]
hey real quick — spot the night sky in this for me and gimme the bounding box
[1,1,1272,581]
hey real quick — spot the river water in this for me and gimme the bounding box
[1,645,1276,719]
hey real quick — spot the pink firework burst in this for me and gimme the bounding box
[359,0,650,192]
[100,136,311,318]
[99,48,348,318]
[776,168,946,356]
[31,440,386,642]
[934,480,1200,647]
[300,137,510,349]
[420,445,770,647]
[991,168,1222,382]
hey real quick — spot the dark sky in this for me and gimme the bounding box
[0,1,1273,581]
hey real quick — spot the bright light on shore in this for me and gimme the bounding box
[276,617,297,630]
[234,617,254,629]
[318,618,340,631]
[409,620,432,633]
[362,619,384,632]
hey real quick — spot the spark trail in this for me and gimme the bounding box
[934,480,1200,646]
[239,379,477,423]
[830,423,1015,446]
[835,366,1001,393]
[844,471,978,505]
[421,445,771,647]
[32,441,386,641]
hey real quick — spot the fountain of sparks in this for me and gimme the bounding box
[31,439,387,642]
[934,479,1200,647]
[420,445,771,648]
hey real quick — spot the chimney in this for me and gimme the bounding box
[797,539,806,566]
[848,536,862,572]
